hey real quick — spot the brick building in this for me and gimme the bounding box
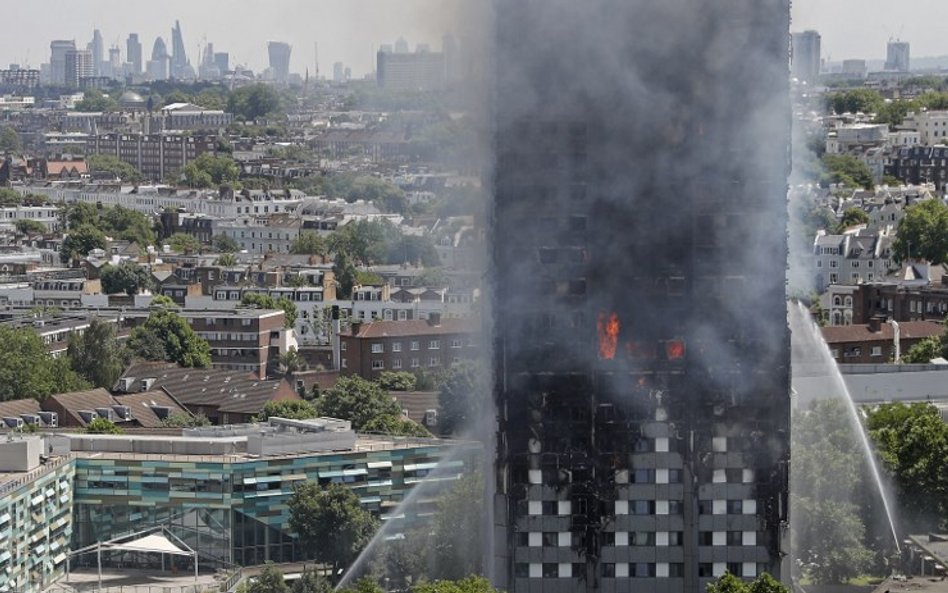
[339,315,477,380]
[821,318,944,363]
[85,132,215,181]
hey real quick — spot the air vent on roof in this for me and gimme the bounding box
[3,417,23,428]
[38,412,58,428]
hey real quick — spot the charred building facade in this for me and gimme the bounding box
[491,1,791,592]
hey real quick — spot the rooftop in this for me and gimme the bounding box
[349,318,476,339]
[821,320,944,344]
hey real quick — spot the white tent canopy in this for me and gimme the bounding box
[102,533,192,556]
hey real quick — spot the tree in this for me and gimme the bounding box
[820,155,874,190]
[0,327,89,400]
[438,362,481,436]
[827,89,884,115]
[902,336,945,363]
[288,482,379,581]
[87,155,143,183]
[240,292,298,328]
[0,126,21,152]
[100,261,153,295]
[228,84,283,121]
[866,402,948,531]
[316,376,402,429]
[276,348,308,377]
[412,577,501,593]
[66,318,129,389]
[836,208,869,232]
[291,232,329,256]
[247,563,289,593]
[84,418,124,434]
[166,232,202,254]
[74,89,118,112]
[15,219,47,235]
[706,573,789,593]
[894,199,948,264]
[360,414,431,437]
[378,371,417,391]
[292,568,333,593]
[181,153,240,188]
[160,412,211,428]
[417,267,449,288]
[747,573,789,593]
[66,202,100,228]
[337,578,383,593]
[60,224,107,264]
[101,205,156,249]
[213,234,241,253]
[0,188,22,206]
[430,473,484,580]
[256,399,318,421]
[333,251,358,299]
[215,253,238,267]
[127,308,212,367]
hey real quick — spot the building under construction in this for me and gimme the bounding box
[491,1,791,591]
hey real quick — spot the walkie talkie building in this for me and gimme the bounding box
[491,1,791,592]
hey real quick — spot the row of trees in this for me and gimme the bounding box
[244,565,501,593]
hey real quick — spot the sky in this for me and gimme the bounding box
[3,0,948,76]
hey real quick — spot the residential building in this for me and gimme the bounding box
[339,316,477,380]
[885,145,948,190]
[491,0,791,591]
[812,229,896,291]
[84,132,215,180]
[156,102,234,130]
[377,49,445,92]
[64,49,93,88]
[0,67,40,89]
[268,42,292,83]
[791,31,821,83]
[822,318,943,363]
[50,40,76,86]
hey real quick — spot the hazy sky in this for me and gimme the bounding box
[2,0,947,76]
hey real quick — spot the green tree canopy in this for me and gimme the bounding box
[836,207,869,232]
[894,199,948,264]
[360,414,431,437]
[0,126,22,152]
[15,219,47,235]
[902,336,946,363]
[246,563,290,593]
[316,376,402,429]
[74,89,117,112]
[378,371,417,391]
[213,234,241,253]
[438,361,482,436]
[181,153,240,188]
[412,576,501,593]
[160,412,211,428]
[60,224,107,264]
[706,573,789,593]
[66,318,129,389]
[100,261,153,295]
[87,154,143,183]
[430,473,484,580]
[256,399,318,421]
[228,84,283,121]
[101,205,156,248]
[827,89,884,115]
[84,417,124,434]
[240,292,298,328]
[291,568,333,593]
[288,482,379,580]
[127,308,212,368]
[820,155,874,190]
[0,327,89,400]
[166,232,202,254]
[291,232,329,256]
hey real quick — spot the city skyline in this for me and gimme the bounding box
[0,0,466,79]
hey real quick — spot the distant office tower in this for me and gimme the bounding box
[198,43,221,80]
[170,20,192,78]
[64,49,93,88]
[791,30,821,83]
[394,37,410,54]
[377,49,445,91]
[886,40,910,72]
[333,62,345,83]
[89,29,104,76]
[127,34,143,75]
[147,37,170,81]
[50,40,76,86]
[379,44,394,55]
[841,59,868,79]
[108,46,121,80]
[443,34,459,86]
[492,0,791,592]
[214,52,229,74]
[268,42,292,83]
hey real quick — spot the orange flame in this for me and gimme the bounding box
[666,339,685,360]
[597,312,620,360]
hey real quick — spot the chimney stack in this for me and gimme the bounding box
[868,317,882,333]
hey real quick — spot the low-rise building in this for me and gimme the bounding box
[821,317,944,363]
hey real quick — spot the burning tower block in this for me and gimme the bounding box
[491,0,791,591]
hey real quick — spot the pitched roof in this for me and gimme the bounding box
[821,321,945,344]
[0,398,42,419]
[350,318,476,339]
[390,391,439,425]
[118,361,297,415]
[113,390,190,428]
[45,388,115,426]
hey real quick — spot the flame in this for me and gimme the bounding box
[666,339,685,360]
[597,312,620,360]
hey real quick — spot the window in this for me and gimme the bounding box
[428,356,440,367]
[871,346,882,357]
[428,340,440,350]
[411,358,420,368]
[371,343,384,354]
[451,339,462,349]
[392,342,402,352]
[341,358,347,368]
[830,260,838,268]
[852,261,859,268]
[392,359,402,369]
[372,360,385,370]
[341,342,347,352]
[410,341,420,351]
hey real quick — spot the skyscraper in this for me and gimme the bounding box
[170,20,192,79]
[89,29,104,76]
[50,40,76,86]
[147,37,170,81]
[268,41,292,83]
[127,34,143,75]
[491,1,791,592]
[64,49,93,88]
[791,31,821,83]
[885,40,911,72]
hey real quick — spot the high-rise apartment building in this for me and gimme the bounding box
[791,30,821,83]
[268,41,292,83]
[127,34,143,75]
[50,40,76,86]
[377,49,445,91]
[885,40,911,72]
[491,1,791,592]
[64,49,93,88]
